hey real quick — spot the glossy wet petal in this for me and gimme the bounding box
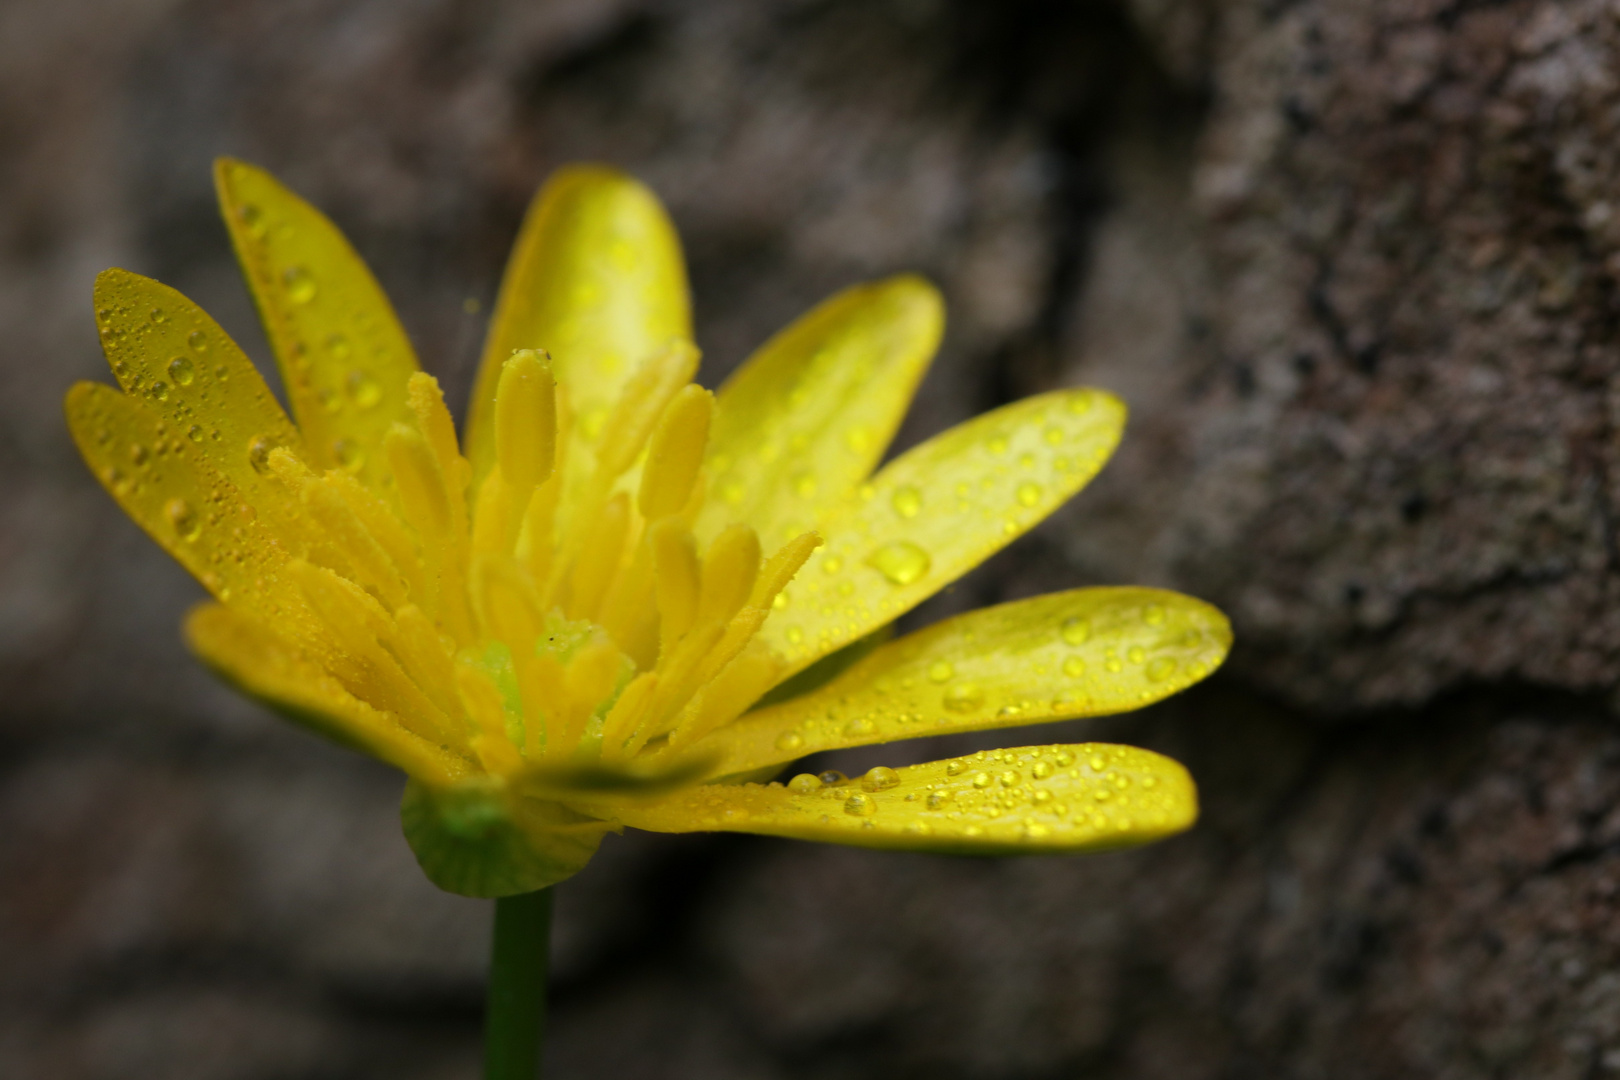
[214,158,421,491]
[691,587,1230,779]
[464,165,690,488]
[699,275,942,545]
[65,382,314,632]
[597,742,1196,854]
[93,268,304,512]
[758,388,1126,674]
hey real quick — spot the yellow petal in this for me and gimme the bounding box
[595,742,1196,855]
[93,269,304,510]
[401,778,612,898]
[185,603,472,786]
[759,388,1126,672]
[465,165,690,488]
[699,275,942,544]
[693,587,1229,778]
[213,158,420,490]
[64,383,311,631]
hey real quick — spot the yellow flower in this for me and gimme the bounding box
[65,160,1231,898]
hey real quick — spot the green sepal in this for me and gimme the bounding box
[401,777,613,898]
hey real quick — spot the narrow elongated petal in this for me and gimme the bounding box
[759,388,1127,673]
[596,743,1196,854]
[213,158,420,490]
[690,587,1230,779]
[465,165,690,487]
[186,603,473,785]
[64,383,313,632]
[699,276,942,544]
[93,269,304,508]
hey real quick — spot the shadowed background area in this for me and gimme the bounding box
[8,0,1620,1076]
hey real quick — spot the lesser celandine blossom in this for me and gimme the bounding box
[66,160,1231,899]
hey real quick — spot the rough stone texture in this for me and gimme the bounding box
[7,0,1620,1077]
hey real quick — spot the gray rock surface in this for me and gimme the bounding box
[5,0,1620,1076]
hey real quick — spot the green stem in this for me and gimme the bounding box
[484,888,553,1080]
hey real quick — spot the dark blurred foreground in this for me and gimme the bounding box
[7,0,1620,1076]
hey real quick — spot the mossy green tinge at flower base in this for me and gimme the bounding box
[65,158,1232,898]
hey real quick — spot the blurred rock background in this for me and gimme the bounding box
[7,0,1620,1076]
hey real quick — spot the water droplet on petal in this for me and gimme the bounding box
[346,369,381,409]
[186,425,203,442]
[283,265,316,304]
[1016,482,1042,507]
[867,541,930,585]
[1061,617,1090,645]
[775,731,804,752]
[326,333,352,360]
[248,436,274,474]
[168,357,195,385]
[928,660,954,683]
[1144,604,1167,626]
[972,771,993,789]
[1032,761,1054,780]
[999,770,1020,788]
[239,203,267,238]
[927,790,952,808]
[891,485,923,518]
[1128,646,1146,664]
[818,770,848,786]
[946,759,967,776]
[944,683,984,712]
[1147,657,1177,682]
[187,330,208,353]
[844,793,877,816]
[843,716,875,737]
[149,307,167,325]
[165,498,200,541]
[1063,656,1086,678]
[148,381,169,402]
[333,438,364,472]
[788,773,820,793]
[862,766,901,793]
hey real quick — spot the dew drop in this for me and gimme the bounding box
[891,485,923,518]
[1068,394,1093,414]
[1044,425,1065,445]
[187,330,208,353]
[788,773,821,793]
[844,793,877,817]
[149,307,167,325]
[148,381,170,402]
[1061,617,1090,645]
[1000,770,1020,788]
[239,202,267,238]
[775,731,804,752]
[786,626,804,645]
[248,436,274,474]
[129,444,149,467]
[187,425,203,443]
[972,771,993,789]
[927,790,952,809]
[346,369,381,409]
[326,333,352,360]
[168,356,195,386]
[821,556,843,574]
[818,770,848,786]
[843,716,875,737]
[165,498,200,541]
[987,434,1009,454]
[943,683,984,712]
[283,265,317,304]
[1055,750,1075,767]
[1032,760,1054,780]
[333,438,364,472]
[1128,646,1146,665]
[866,541,930,585]
[862,766,901,792]
[1147,657,1177,682]
[1144,603,1167,626]
[1062,656,1086,678]
[1016,482,1042,507]
[945,759,967,776]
